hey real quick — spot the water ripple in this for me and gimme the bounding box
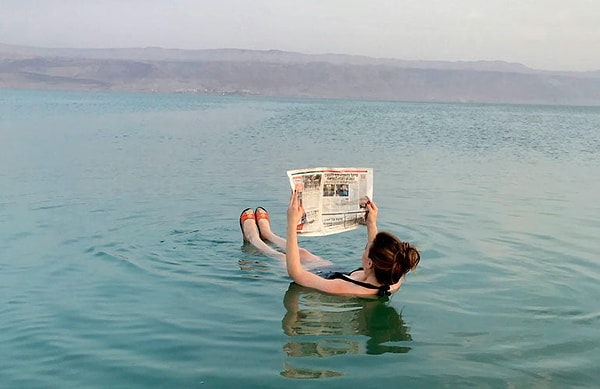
[2,92,600,387]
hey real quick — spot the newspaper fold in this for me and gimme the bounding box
[287,167,373,236]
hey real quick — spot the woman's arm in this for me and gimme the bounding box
[285,190,375,295]
[365,200,378,243]
[285,189,305,282]
[285,190,328,287]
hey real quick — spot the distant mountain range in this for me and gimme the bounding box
[1,43,599,105]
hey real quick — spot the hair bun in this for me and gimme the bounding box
[394,249,407,265]
[402,241,410,252]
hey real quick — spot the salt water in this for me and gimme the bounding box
[1,90,599,387]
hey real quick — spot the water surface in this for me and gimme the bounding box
[1,90,599,387]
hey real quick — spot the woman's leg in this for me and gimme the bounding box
[255,207,332,265]
[241,209,285,260]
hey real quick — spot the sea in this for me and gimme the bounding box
[1,90,599,388]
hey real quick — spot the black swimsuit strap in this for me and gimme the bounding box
[328,268,391,297]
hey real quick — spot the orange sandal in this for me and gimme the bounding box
[239,208,255,240]
[255,207,270,221]
[255,207,270,236]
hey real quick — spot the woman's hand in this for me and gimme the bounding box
[365,200,378,225]
[287,190,303,227]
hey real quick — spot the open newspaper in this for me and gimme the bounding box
[287,167,373,236]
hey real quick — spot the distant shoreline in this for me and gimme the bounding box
[2,43,599,106]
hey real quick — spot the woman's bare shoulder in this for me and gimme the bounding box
[389,279,403,294]
[324,277,384,296]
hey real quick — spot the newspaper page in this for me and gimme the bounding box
[287,167,373,236]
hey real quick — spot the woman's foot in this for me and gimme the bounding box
[255,207,271,239]
[239,208,257,242]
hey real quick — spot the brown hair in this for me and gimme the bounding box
[368,231,420,285]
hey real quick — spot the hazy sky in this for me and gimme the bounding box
[1,0,599,71]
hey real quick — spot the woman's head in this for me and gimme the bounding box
[367,232,420,285]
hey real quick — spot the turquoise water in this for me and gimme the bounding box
[1,90,599,388]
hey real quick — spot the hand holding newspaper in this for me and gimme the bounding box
[287,167,374,236]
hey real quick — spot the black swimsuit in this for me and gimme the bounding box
[326,267,391,297]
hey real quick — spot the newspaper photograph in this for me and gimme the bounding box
[287,167,374,236]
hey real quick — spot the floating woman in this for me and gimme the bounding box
[239,191,420,297]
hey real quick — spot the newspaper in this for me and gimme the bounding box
[287,167,373,236]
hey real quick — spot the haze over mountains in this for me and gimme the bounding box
[1,43,599,105]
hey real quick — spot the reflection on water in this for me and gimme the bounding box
[280,283,412,379]
[238,244,276,277]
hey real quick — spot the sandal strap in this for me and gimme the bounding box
[240,210,255,223]
[255,207,270,220]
